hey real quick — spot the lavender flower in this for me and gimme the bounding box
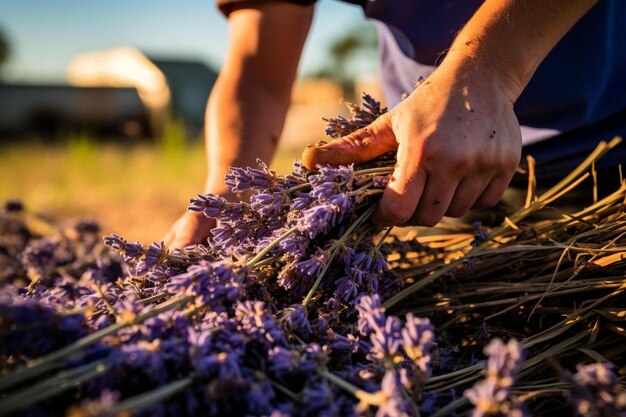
[323,93,386,139]
[295,249,329,278]
[376,370,413,417]
[369,316,403,361]
[250,192,287,219]
[296,204,340,239]
[401,314,436,376]
[464,338,528,417]
[278,234,309,258]
[235,300,284,345]
[189,194,227,219]
[225,160,276,192]
[285,304,312,338]
[569,362,626,417]
[356,294,386,336]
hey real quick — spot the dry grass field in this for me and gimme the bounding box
[0,131,304,244]
[0,80,384,243]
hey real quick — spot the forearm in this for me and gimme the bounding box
[203,72,291,196]
[202,3,313,197]
[443,0,598,102]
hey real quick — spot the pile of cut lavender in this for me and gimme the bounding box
[1,95,625,417]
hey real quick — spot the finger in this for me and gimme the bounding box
[302,113,397,170]
[445,177,491,218]
[163,229,175,248]
[473,176,510,209]
[407,173,459,226]
[373,139,427,227]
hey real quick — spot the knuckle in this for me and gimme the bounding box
[445,153,474,175]
[382,202,414,225]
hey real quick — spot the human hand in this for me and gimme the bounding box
[303,57,522,227]
[164,210,216,249]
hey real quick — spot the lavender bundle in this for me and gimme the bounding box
[0,94,625,417]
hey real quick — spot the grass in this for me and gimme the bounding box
[0,129,300,243]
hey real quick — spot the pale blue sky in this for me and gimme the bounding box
[0,0,372,82]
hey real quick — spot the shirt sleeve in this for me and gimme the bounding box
[217,0,316,17]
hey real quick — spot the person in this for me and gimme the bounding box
[165,0,626,249]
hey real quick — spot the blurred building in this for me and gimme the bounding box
[0,47,218,140]
[0,84,150,139]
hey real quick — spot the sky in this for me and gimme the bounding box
[0,0,373,83]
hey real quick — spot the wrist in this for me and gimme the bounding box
[439,46,526,104]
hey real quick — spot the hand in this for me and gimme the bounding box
[164,210,216,249]
[303,57,522,227]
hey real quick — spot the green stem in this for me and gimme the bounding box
[319,370,386,406]
[302,205,375,306]
[286,183,312,194]
[430,396,469,417]
[139,291,169,304]
[0,295,192,392]
[0,361,108,416]
[376,227,394,250]
[245,226,298,267]
[353,166,395,176]
[104,378,193,416]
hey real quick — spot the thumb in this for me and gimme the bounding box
[302,113,397,170]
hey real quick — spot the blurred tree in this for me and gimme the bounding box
[0,28,10,80]
[328,23,377,94]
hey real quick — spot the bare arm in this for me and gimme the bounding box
[166,2,313,248]
[206,2,314,196]
[304,0,597,227]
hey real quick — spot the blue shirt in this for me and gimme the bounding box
[363,0,626,174]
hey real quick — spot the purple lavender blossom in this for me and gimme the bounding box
[471,220,488,249]
[291,194,313,211]
[570,362,626,417]
[295,249,329,278]
[278,234,309,258]
[311,165,355,188]
[225,160,276,192]
[285,304,312,338]
[401,314,436,376]
[377,370,413,417]
[372,175,389,189]
[323,93,386,138]
[235,300,284,345]
[296,204,338,239]
[103,234,145,262]
[250,192,287,219]
[268,346,297,376]
[361,92,387,119]
[368,316,403,361]
[334,276,359,301]
[144,241,166,268]
[189,194,227,219]
[166,261,241,306]
[464,338,528,417]
[356,294,386,337]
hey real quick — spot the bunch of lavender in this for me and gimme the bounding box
[0,94,444,417]
[3,94,623,416]
[464,338,528,417]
